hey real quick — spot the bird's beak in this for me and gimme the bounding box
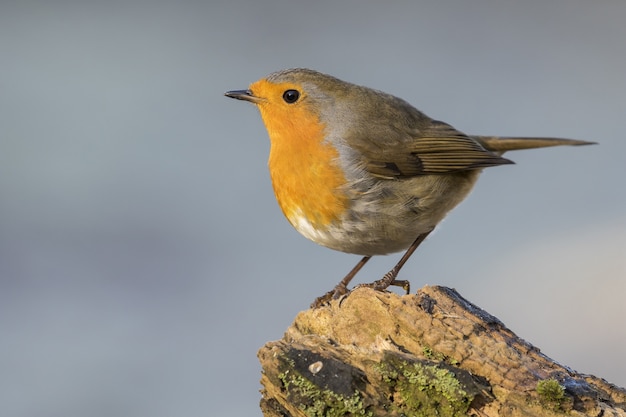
[224,89,262,103]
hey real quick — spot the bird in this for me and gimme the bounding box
[224,68,594,307]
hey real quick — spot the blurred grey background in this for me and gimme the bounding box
[1,1,625,416]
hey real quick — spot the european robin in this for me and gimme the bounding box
[225,68,594,307]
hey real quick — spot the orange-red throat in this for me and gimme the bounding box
[249,79,349,233]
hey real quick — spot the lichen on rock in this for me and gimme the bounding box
[258,286,626,417]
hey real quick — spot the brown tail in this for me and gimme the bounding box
[474,136,596,155]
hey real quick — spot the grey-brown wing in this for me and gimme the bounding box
[359,120,513,179]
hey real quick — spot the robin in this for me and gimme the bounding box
[225,68,594,307]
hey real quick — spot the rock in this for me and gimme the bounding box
[258,286,626,417]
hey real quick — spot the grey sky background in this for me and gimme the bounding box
[1,1,625,416]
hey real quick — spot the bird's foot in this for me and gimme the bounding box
[354,267,411,293]
[310,282,349,308]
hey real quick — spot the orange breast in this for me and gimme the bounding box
[259,101,349,233]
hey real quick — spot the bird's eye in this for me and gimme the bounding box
[282,89,300,104]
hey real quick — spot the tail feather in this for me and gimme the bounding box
[474,136,596,154]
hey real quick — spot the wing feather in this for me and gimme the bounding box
[356,119,513,179]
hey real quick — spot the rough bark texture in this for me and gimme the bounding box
[258,286,626,417]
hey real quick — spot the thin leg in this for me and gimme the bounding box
[311,255,371,308]
[358,229,433,294]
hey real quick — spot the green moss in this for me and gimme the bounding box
[278,370,372,417]
[422,346,438,360]
[421,346,459,366]
[375,357,475,417]
[536,378,565,411]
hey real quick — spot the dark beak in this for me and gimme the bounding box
[224,89,261,103]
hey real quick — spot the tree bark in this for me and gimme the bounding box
[258,286,626,417]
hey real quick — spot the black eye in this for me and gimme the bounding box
[282,89,300,103]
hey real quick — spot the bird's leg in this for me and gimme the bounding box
[358,229,433,294]
[311,255,371,308]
